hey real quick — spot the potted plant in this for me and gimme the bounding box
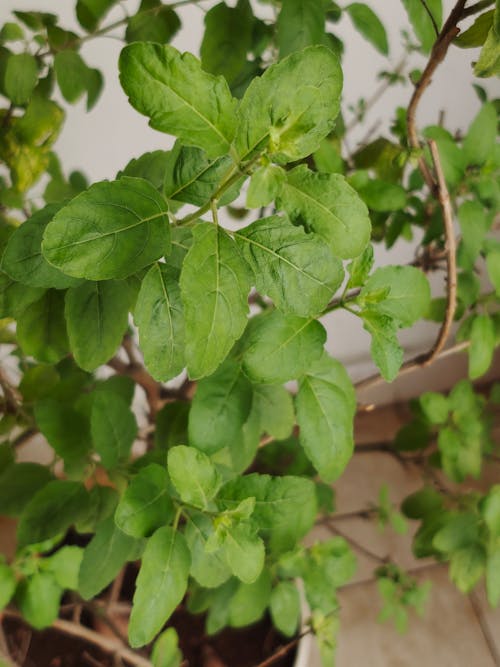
[0,0,499,665]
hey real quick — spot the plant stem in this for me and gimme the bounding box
[461,0,495,18]
[0,611,152,667]
[406,0,468,191]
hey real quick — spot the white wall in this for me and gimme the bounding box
[0,0,493,399]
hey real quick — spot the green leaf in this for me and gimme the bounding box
[76,485,119,534]
[129,527,190,647]
[163,142,237,207]
[0,463,53,516]
[423,126,466,186]
[458,200,490,269]
[486,548,500,606]
[401,0,442,53]
[277,0,325,58]
[246,164,286,208]
[241,310,326,385]
[0,563,16,610]
[12,11,56,29]
[360,266,431,327]
[218,474,317,553]
[345,3,388,55]
[1,204,78,289]
[17,289,69,363]
[35,398,91,467]
[469,314,495,379]
[44,545,83,590]
[4,53,38,105]
[16,572,61,629]
[296,352,355,481]
[168,445,221,508]
[151,627,182,667]
[474,10,500,77]
[180,223,250,379]
[0,273,44,319]
[188,359,252,454]
[361,311,403,382]
[42,177,170,280]
[90,391,137,469]
[17,481,88,548]
[235,215,343,317]
[0,23,24,43]
[420,392,449,424]
[347,244,374,289]
[155,401,189,451]
[115,464,174,538]
[120,150,170,191]
[438,425,481,483]
[277,165,371,259]
[486,249,500,295]
[65,280,133,371]
[222,522,265,584]
[401,487,444,519]
[184,512,231,588]
[54,51,88,104]
[125,0,181,43]
[270,581,300,637]
[433,513,480,553]
[119,43,237,158]
[455,10,494,48]
[482,486,500,536]
[252,384,295,441]
[463,102,497,166]
[200,0,253,84]
[79,515,143,599]
[134,263,185,381]
[228,569,272,627]
[450,544,486,594]
[76,0,118,31]
[234,45,342,163]
[356,179,406,211]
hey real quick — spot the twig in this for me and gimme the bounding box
[355,341,469,393]
[107,357,162,417]
[321,521,389,565]
[418,0,440,36]
[253,627,312,667]
[461,0,495,19]
[0,620,20,667]
[420,140,457,364]
[469,591,500,666]
[1,611,152,667]
[406,0,468,190]
[0,369,22,415]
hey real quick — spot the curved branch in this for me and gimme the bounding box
[406,0,468,190]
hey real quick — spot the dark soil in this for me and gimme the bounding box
[3,612,296,667]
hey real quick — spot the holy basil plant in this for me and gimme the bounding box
[0,0,499,665]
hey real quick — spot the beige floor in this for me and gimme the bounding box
[304,403,500,667]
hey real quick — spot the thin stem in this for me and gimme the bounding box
[355,341,469,393]
[461,0,495,18]
[419,139,457,365]
[469,591,500,666]
[322,521,389,564]
[406,0,468,190]
[0,611,152,667]
[418,0,440,36]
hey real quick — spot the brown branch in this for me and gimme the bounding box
[355,341,469,393]
[419,140,457,364]
[469,591,500,666]
[356,142,458,393]
[461,0,495,18]
[0,369,22,415]
[406,0,467,190]
[106,357,162,417]
[1,611,151,667]
[253,627,313,667]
